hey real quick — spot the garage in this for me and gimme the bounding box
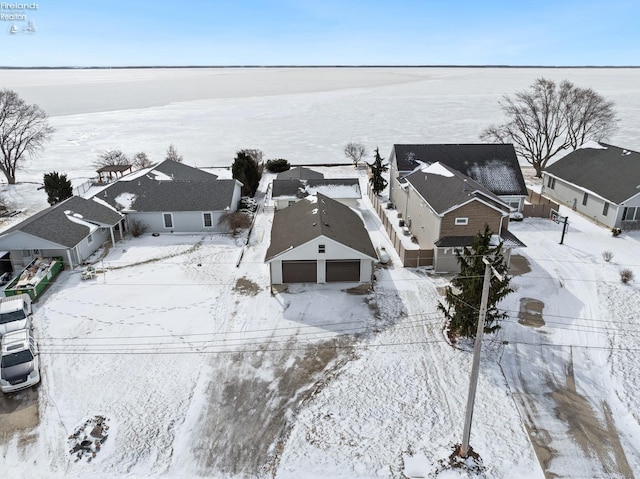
[326,260,360,282]
[282,260,317,283]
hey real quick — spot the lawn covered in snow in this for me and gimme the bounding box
[0,68,639,477]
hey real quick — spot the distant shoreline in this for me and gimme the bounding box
[1,65,639,70]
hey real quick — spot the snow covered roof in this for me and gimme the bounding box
[98,161,236,212]
[0,196,124,248]
[272,178,361,200]
[392,144,527,196]
[544,142,640,204]
[405,162,510,215]
[265,193,376,261]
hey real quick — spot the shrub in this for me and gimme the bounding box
[620,268,634,284]
[130,219,148,237]
[219,212,252,235]
[239,197,258,212]
[266,158,290,173]
[602,251,614,262]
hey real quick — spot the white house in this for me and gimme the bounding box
[265,194,378,285]
[542,142,640,230]
[96,160,242,234]
[0,196,124,270]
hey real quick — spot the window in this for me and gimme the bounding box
[623,206,638,221]
[87,233,93,244]
[582,193,589,206]
[163,213,173,228]
[602,202,609,216]
[318,244,326,253]
[454,217,468,226]
[547,176,556,189]
[203,213,212,227]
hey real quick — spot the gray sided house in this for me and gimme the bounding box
[542,143,640,230]
[0,196,124,270]
[96,160,242,233]
[398,162,524,272]
[265,193,377,285]
[271,178,362,210]
[389,144,527,213]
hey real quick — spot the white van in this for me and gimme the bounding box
[1,328,40,393]
[0,294,33,337]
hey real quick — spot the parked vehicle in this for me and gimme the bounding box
[1,328,40,393]
[0,294,32,337]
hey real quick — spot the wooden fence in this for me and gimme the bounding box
[368,188,433,267]
[523,189,559,218]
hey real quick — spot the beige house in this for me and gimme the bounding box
[393,162,524,272]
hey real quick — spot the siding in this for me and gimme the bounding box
[542,177,625,229]
[440,202,504,237]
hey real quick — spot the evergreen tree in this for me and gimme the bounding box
[232,150,262,197]
[438,225,513,339]
[367,147,388,195]
[43,171,73,205]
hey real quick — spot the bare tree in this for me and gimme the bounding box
[0,89,54,184]
[481,78,617,177]
[241,148,264,165]
[93,149,130,169]
[165,144,183,162]
[133,151,153,169]
[343,142,367,168]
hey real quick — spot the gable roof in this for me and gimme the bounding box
[392,144,527,196]
[151,159,218,181]
[544,143,640,204]
[404,162,510,215]
[0,196,123,248]
[276,166,324,180]
[97,161,237,212]
[266,193,376,261]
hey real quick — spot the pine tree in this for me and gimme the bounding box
[43,171,73,205]
[232,150,262,197]
[367,147,388,195]
[438,225,513,339]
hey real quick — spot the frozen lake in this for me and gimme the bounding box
[2,67,640,184]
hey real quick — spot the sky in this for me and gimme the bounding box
[0,0,638,67]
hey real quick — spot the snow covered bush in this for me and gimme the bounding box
[130,219,148,237]
[620,268,634,284]
[602,251,614,262]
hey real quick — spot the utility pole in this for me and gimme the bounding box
[460,256,504,458]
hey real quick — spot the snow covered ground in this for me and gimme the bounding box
[0,68,639,477]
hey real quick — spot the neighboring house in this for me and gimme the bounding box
[397,162,524,272]
[542,142,640,230]
[389,144,527,213]
[276,166,325,180]
[0,196,124,271]
[265,193,378,285]
[95,160,242,233]
[271,178,361,209]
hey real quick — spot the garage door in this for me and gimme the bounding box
[326,260,360,282]
[282,260,317,283]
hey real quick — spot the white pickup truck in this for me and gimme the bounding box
[0,294,33,337]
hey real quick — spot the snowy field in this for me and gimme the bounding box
[0,68,639,478]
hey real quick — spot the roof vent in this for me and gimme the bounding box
[462,179,469,191]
